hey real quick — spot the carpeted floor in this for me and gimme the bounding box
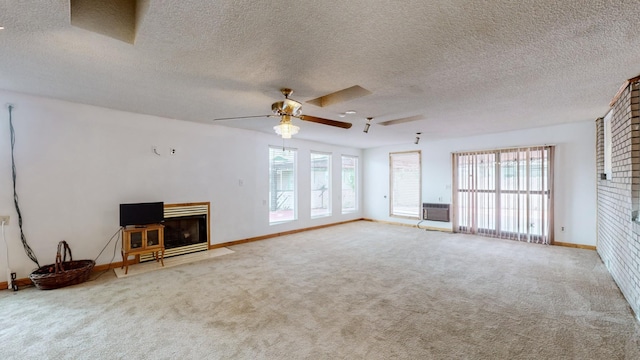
[113,247,235,278]
[0,221,638,359]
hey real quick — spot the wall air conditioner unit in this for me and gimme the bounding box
[422,203,450,222]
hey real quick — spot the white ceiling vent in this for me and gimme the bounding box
[70,0,138,44]
[306,85,372,108]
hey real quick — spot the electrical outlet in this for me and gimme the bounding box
[0,216,9,225]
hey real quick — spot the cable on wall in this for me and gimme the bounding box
[416,220,437,232]
[90,227,122,281]
[93,227,122,262]
[8,105,40,267]
[2,220,11,289]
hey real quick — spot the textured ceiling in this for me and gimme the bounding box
[1,0,640,148]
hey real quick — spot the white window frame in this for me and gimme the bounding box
[311,151,332,218]
[603,110,612,180]
[389,151,422,219]
[341,155,359,214]
[269,146,297,224]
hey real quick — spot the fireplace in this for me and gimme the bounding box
[140,202,210,262]
[163,215,207,249]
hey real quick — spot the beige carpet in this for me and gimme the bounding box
[0,221,638,359]
[113,247,235,278]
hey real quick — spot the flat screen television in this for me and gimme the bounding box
[119,202,164,227]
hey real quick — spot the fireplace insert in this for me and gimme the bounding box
[162,215,207,250]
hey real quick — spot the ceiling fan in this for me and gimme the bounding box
[213,88,353,138]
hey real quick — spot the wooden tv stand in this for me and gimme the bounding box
[121,224,165,274]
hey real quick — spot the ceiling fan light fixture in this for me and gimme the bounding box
[274,116,300,139]
[274,123,300,139]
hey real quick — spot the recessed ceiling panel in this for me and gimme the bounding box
[306,85,372,108]
[70,0,137,43]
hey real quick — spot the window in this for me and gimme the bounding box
[603,110,612,180]
[452,146,554,244]
[389,151,421,218]
[311,152,331,218]
[269,147,297,224]
[341,155,358,213]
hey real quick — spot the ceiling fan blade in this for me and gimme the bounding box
[298,115,352,129]
[213,115,274,121]
[378,115,424,126]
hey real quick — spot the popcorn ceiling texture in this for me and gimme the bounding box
[1,1,640,148]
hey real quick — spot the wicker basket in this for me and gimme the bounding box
[29,240,95,290]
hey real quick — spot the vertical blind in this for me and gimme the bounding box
[452,146,554,244]
[390,151,421,218]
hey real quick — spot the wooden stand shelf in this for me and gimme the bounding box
[121,224,165,275]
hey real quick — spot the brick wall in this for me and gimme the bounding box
[596,81,640,321]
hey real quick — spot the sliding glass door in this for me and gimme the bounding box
[453,146,554,244]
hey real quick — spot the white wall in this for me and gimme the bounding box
[363,121,596,246]
[0,90,363,278]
